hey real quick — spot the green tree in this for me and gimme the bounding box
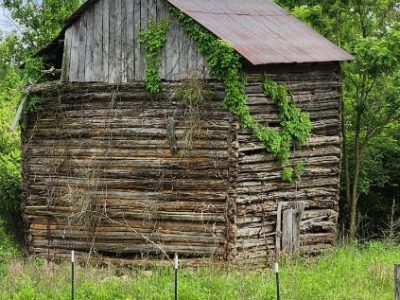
[0,34,24,232]
[277,0,400,239]
[0,0,82,234]
[1,0,82,53]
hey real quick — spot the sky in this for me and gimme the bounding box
[0,6,19,34]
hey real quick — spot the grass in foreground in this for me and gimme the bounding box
[0,230,399,300]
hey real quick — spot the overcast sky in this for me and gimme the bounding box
[0,6,19,34]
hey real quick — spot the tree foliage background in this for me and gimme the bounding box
[277,0,400,240]
[0,0,83,235]
[0,0,399,240]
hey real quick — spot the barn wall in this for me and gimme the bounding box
[62,0,210,83]
[236,63,341,265]
[23,62,343,266]
[22,82,234,264]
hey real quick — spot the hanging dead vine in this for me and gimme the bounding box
[65,169,104,233]
[172,72,210,156]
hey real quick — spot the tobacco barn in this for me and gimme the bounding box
[22,0,353,266]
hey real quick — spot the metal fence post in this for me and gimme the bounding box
[275,263,280,300]
[71,250,75,300]
[395,265,400,300]
[174,254,179,300]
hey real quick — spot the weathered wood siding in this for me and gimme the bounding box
[235,63,341,265]
[23,62,342,266]
[22,82,234,263]
[62,0,210,83]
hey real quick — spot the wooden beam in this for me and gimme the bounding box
[10,94,28,132]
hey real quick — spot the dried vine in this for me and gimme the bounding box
[172,73,209,155]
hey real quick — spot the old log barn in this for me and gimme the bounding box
[22,0,353,266]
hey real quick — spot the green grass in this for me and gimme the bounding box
[0,237,399,299]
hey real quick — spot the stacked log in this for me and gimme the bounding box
[23,82,235,263]
[22,62,342,266]
[235,63,341,265]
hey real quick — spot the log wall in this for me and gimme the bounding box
[62,0,210,83]
[235,62,341,265]
[22,82,234,264]
[23,62,342,266]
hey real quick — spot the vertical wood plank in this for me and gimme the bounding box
[292,203,304,253]
[78,12,87,81]
[121,0,128,82]
[114,0,122,83]
[171,20,180,81]
[178,25,188,80]
[275,202,283,254]
[186,37,193,77]
[69,23,80,81]
[61,28,72,82]
[164,19,177,80]
[109,0,117,82]
[157,0,168,80]
[139,0,148,81]
[292,208,300,253]
[148,0,158,82]
[155,0,161,23]
[133,0,141,80]
[102,0,110,83]
[202,44,211,79]
[93,1,103,81]
[85,6,95,82]
[126,0,135,82]
[192,41,199,77]
[148,0,157,21]
[282,208,293,253]
[203,58,210,79]
[197,44,204,78]
[164,20,172,80]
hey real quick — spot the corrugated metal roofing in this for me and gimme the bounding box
[167,0,353,65]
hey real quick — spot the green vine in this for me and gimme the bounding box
[262,78,313,181]
[168,4,312,182]
[25,95,41,113]
[139,19,170,94]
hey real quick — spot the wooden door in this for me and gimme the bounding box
[276,203,304,255]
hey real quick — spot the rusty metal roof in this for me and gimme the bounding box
[167,0,353,65]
